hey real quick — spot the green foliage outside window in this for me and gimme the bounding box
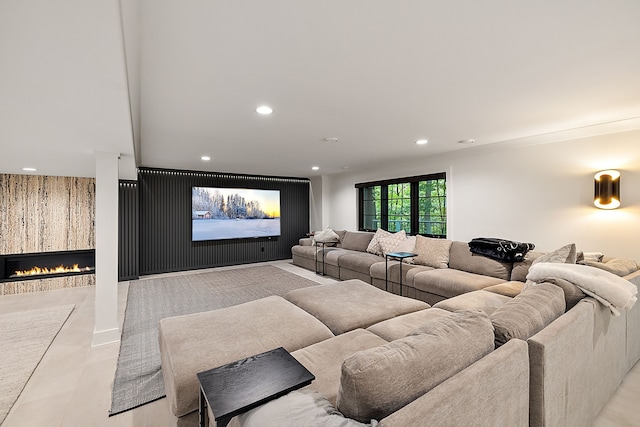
[357,174,446,237]
[362,185,382,230]
[418,179,446,236]
[388,182,411,232]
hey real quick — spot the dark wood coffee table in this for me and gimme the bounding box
[197,347,315,427]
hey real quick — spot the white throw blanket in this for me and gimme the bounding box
[527,262,638,316]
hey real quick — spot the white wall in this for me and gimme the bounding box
[322,129,640,260]
[309,176,323,232]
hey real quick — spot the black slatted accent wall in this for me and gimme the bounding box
[118,180,139,280]
[136,167,309,276]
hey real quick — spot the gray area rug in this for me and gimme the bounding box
[109,265,319,415]
[0,304,75,425]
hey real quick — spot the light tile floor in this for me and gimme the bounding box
[1,260,638,426]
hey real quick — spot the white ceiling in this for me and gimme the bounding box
[2,1,640,180]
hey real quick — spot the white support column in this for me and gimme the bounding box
[92,151,121,347]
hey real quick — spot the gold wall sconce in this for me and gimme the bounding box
[594,170,620,209]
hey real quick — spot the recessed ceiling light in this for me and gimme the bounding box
[323,137,339,143]
[415,139,428,145]
[458,139,475,144]
[201,156,211,161]
[22,167,37,172]
[256,105,273,115]
[312,166,320,171]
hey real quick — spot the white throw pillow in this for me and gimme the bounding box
[392,235,417,263]
[366,229,391,255]
[413,235,452,269]
[378,230,407,256]
[313,226,340,244]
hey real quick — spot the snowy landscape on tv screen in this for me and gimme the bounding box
[192,187,281,241]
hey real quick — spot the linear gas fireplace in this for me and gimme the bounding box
[0,249,95,283]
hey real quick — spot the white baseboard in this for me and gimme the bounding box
[92,327,121,347]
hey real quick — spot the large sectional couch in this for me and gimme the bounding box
[292,230,539,305]
[158,229,640,426]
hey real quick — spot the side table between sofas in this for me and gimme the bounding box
[197,347,315,427]
[385,252,418,296]
[314,241,328,275]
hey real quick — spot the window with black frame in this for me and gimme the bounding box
[356,173,446,237]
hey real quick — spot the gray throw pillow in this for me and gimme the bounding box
[336,310,494,423]
[532,243,577,265]
[583,258,639,277]
[489,283,565,347]
[341,231,374,252]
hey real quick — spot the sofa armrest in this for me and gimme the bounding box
[299,237,313,246]
[378,339,529,427]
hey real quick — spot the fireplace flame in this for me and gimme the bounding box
[14,264,92,277]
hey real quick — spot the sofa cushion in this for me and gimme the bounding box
[483,281,524,297]
[238,390,376,427]
[433,290,512,315]
[532,243,577,265]
[510,250,546,281]
[535,276,585,310]
[291,244,318,260]
[412,268,505,299]
[335,229,348,245]
[448,241,513,280]
[489,283,565,347]
[291,329,388,405]
[342,231,375,252]
[405,264,435,284]
[376,339,529,427]
[576,251,604,263]
[158,296,334,417]
[366,228,391,255]
[322,248,352,267]
[366,308,452,341]
[413,235,452,269]
[336,310,495,422]
[378,230,407,255]
[583,258,639,277]
[337,252,385,275]
[284,279,429,335]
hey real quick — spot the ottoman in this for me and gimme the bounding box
[159,295,335,418]
[284,279,430,335]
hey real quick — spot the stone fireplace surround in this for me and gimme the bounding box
[0,174,96,295]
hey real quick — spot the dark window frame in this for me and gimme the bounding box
[356,172,446,238]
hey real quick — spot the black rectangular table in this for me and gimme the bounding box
[197,347,315,427]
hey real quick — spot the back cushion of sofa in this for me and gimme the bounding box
[510,250,546,281]
[448,241,513,280]
[490,283,565,347]
[341,231,374,252]
[336,310,495,423]
[335,230,348,246]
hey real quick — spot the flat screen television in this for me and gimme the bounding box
[192,187,281,241]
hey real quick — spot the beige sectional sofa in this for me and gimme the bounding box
[159,280,530,427]
[292,230,532,305]
[157,231,640,426]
